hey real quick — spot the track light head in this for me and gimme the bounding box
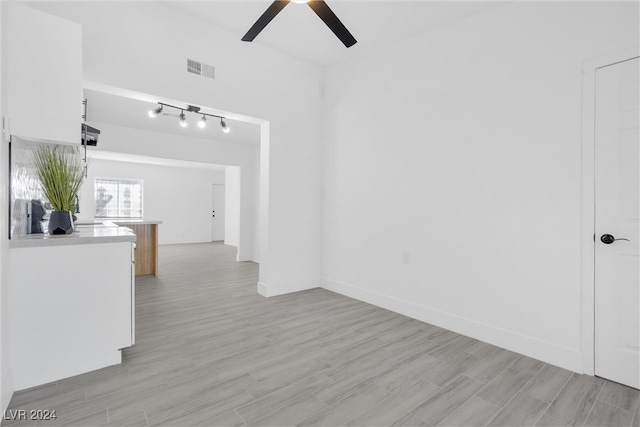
[179,111,188,127]
[198,115,207,128]
[220,118,230,133]
[148,104,163,118]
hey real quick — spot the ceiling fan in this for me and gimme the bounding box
[242,0,357,48]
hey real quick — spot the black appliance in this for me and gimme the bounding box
[30,200,46,234]
[81,124,100,146]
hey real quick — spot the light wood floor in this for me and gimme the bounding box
[3,242,639,426]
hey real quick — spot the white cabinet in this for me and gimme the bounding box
[9,241,134,391]
[130,242,136,346]
[5,3,82,144]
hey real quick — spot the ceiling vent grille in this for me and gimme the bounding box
[187,59,215,80]
[187,59,201,75]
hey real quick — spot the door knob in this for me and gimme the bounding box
[601,234,630,244]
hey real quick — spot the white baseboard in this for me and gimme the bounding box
[321,278,583,373]
[159,241,257,263]
[159,238,212,246]
[257,279,319,298]
[1,369,14,414]
[237,252,255,262]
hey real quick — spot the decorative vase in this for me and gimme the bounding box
[48,211,74,235]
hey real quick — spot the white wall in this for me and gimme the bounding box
[225,166,241,248]
[83,122,257,254]
[31,1,323,293]
[78,159,225,245]
[0,1,14,414]
[322,1,639,372]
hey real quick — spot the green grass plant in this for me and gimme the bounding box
[30,144,85,212]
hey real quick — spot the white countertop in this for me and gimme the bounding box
[9,221,136,248]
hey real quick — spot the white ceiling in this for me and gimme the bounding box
[160,1,511,67]
[83,2,511,152]
[84,89,261,146]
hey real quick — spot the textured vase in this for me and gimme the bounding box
[48,211,74,235]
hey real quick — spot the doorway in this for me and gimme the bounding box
[593,57,639,388]
[211,184,226,242]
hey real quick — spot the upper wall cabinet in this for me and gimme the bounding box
[6,4,82,144]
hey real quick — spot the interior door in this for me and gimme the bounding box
[211,184,226,242]
[594,57,639,389]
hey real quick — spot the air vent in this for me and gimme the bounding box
[187,58,215,80]
[187,59,202,75]
[201,63,215,79]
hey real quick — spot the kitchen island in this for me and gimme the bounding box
[8,223,136,390]
[111,220,162,276]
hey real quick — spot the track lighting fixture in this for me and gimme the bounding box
[147,102,230,133]
[220,118,230,133]
[148,105,163,118]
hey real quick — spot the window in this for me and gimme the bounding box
[94,178,143,218]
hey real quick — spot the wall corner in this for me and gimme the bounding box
[257,279,319,298]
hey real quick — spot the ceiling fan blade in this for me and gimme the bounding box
[242,0,290,42]
[307,0,357,48]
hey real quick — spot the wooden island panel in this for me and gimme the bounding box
[115,222,160,276]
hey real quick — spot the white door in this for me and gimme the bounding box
[594,57,639,389]
[211,184,226,242]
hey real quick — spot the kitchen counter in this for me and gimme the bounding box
[9,220,136,248]
[112,220,162,276]
[9,229,135,390]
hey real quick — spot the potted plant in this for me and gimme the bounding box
[30,144,85,235]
